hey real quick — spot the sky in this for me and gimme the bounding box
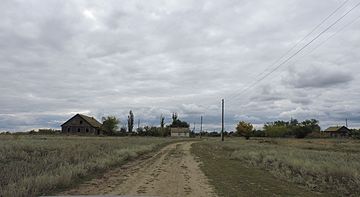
[1,0,360,132]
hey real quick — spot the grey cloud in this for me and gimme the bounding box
[1,0,360,131]
[284,65,354,88]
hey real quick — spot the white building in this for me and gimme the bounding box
[170,128,190,137]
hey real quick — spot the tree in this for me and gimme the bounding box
[128,110,134,133]
[160,115,165,128]
[170,113,189,128]
[236,121,253,139]
[293,119,320,138]
[172,113,178,123]
[101,116,120,135]
[263,119,320,138]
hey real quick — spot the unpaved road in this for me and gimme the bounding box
[60,141,217,197]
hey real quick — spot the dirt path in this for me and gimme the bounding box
[60,141,217,197]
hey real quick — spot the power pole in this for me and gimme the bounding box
[200,116,203,138]
[346,118,348,127]
[221,99,224,141]
[137,119,140,129]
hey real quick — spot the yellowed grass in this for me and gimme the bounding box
[0,135,174,197]
[223,138,360,196]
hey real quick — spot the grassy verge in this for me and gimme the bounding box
[192,139,331,197]
[0,135,178,197]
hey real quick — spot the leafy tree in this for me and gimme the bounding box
[290,118,299,127]
[127,110,134,133]
[293,119,320,138]
[236,121,253,139]
[264,122,291,137]
[101,116,120,135]
[170,113,189,128]
[264,119,320,138]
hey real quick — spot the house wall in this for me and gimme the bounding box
[61,116,100,135]
[328,128,350,138]
[170,128,190,137]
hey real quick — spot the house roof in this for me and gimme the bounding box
[78,114,102,128]
[324,126,349,132]
[61,114,102,128]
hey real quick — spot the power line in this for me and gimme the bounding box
[227,1,360,105]
[307,13,360,54]
[266,13,360,83]
[253,0,350,79]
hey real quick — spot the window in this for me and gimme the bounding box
[77,128,80,132]
[67,128,70,132]
[80,120,83,124]
[86,128,89,132]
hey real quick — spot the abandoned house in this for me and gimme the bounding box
[324,126,351,137]
[61,114,102,135]
[170,127,190,137]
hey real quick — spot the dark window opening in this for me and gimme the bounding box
[77,128,80,132]
[67,128,70,132]
[86,128,89,132]
[80,120,83,124]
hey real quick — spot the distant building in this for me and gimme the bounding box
[324,126,351,137]
[170,128,190,137]
[61,114,102,135]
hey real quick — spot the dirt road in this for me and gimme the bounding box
[60,141,217,197]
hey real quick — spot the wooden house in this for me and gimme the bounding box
[324,126,351,137]
[61,114,102,135]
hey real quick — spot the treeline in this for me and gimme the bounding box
[101,112,191,137]
[236,119,321,139]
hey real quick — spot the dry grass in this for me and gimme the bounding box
[225,138,360,196]
[0,135,174,197]
[192,140,326,197]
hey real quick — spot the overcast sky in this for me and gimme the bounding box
[1,0,360,132]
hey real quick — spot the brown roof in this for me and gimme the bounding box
[61,114,102,128]
[78,114,102,128]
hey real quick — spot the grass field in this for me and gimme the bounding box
[0,135,176,197]
[192,138,360,197]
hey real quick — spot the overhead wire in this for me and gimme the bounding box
[253,0,350,79]
[226,1,360,106]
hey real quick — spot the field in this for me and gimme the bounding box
[192,138,360,197]
[0,135,176,197]
[2,136,360,197]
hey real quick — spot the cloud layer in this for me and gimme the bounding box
[1,0,360,131]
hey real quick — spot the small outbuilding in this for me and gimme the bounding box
[324,126,351,137]
[61,114,102,135]
[170,128,190,137]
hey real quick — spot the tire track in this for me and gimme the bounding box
[60,141,217,197]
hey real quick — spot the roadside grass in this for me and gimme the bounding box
[192,139,327,197]
[0,135,177,197]
[193,138,360,197]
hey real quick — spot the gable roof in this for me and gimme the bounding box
[324,126,349,132]
[61,114,102,128]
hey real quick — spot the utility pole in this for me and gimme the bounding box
[137,119,140,129]
[346,118,348,127]
[221,99,224,141]
[200,116,203,138]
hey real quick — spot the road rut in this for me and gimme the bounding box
[60,141,217,197]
